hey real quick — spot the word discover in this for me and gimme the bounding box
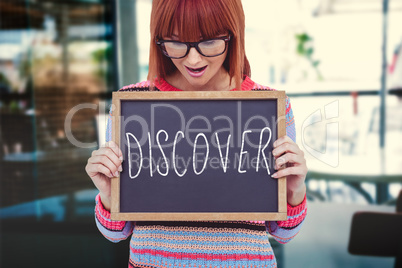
[125,127,273,179]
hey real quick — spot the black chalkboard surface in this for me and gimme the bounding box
[111,91,287,221]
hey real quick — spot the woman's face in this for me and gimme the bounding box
[166,31,230,91]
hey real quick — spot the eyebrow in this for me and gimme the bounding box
[168,33,227,41]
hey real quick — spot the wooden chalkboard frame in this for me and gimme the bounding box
[111,91,287,221]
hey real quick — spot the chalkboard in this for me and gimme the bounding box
[111,91,287,221]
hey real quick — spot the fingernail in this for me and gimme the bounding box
[118,165,122,172]
[277,158,284,166]
[114,171,119,177]
[271,173,278,178]
[119,156,123,161]
[272,150,277,156]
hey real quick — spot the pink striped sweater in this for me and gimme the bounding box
[97,76,307,268]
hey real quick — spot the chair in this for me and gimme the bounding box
[348,190,402,267]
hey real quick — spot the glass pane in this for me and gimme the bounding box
[0,0,115,222]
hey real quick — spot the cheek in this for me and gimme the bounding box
[212,55,227,69]
[216,51,228,65]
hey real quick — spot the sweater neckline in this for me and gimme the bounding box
[155,76,254,92]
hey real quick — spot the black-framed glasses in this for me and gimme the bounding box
[156,35,231,59]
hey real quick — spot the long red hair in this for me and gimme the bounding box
[147,0,251,90]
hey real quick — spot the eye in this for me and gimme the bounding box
[165,41,187,49]
[200,40,218,47]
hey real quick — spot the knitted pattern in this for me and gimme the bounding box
[99,76,306,268]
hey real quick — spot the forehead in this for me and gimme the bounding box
[169,27,227,40]
[157,0,229,41]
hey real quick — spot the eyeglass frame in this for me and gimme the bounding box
[155,35,231,59]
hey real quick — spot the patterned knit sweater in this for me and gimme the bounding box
[96,76,307,268]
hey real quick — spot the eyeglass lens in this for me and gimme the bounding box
[163,39,226,58]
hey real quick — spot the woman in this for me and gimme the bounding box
[86,0,307,267]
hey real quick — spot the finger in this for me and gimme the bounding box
[106,141,123,160]
[93,146,122,168]
[273,135,293,148]
[86,162,115,178]
[271,165,307,178]
[275,153,305,170]
[100,141,118,148]
[100,141,123,160]
[104,146,123,167]
[89,155,121,176]
[272,141,301,158]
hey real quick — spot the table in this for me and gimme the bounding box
[305,153,402,203]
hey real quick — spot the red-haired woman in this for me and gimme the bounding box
[86,0,307,267]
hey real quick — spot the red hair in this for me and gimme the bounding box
[147,0,251,90]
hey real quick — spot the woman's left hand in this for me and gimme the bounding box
[271,135,307,206]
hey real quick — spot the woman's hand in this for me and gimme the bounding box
[85,141,123,211]
[271,136,307,207]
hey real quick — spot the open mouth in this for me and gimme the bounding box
[185,65,207,74]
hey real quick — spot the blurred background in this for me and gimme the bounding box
[0,0,401,267]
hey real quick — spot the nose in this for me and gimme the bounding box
[186,47,202,65]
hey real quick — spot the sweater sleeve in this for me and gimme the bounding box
[266,195,307,244]
[94,110,134,243]
[266,96,307,244]
[95,194,134,242]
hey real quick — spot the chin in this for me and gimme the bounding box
[186,78,209,88]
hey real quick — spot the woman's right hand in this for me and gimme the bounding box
[85,141,123,211]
